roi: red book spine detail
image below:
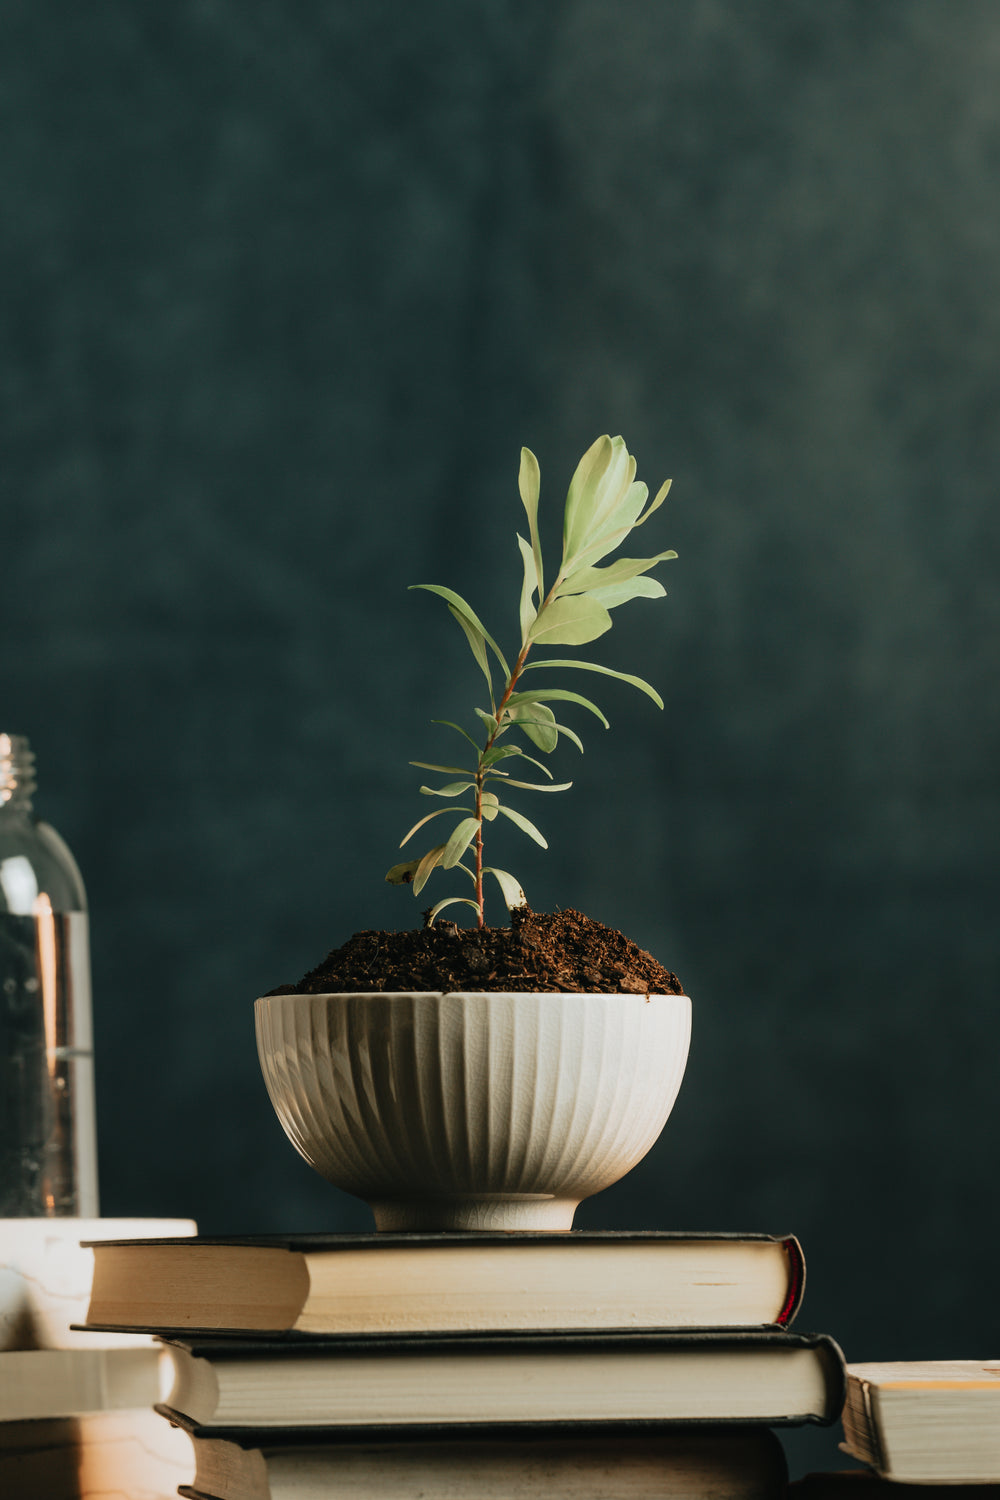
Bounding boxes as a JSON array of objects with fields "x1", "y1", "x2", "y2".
[{"x1": 776, "y1": 1237, "x2": 806, "y2": 1327}]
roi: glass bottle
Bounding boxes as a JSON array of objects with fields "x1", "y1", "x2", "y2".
[{"x1": 0, "y1": 734, "x2": 99, "y2": 1216}]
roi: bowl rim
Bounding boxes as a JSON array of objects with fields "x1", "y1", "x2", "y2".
[{"x1": 255, "y1": 989, "x2": 690, "y2": 1003}]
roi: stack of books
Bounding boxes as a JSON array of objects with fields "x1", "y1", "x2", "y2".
[
  {"x1": 0, "y1": 1216, "x2": 196, "y2": 1499},
  {"x1": 80, "y1": 1228, "x2": 848, "y2": 1498}
]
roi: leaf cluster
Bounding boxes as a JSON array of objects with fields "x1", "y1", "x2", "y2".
[{"x1": 386, "y1": 435, "x2": 676, "y2": 925}]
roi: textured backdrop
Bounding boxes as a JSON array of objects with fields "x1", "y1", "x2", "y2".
[{"x1": 3, "y1": 1, "x2": 999, "y2": 1471}]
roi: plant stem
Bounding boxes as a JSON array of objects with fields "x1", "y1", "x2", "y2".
[
  {"x1": 471, "y1": 578, "x2": 562, "y2": 926},
  {"x1": 473, "y1": 781, "x2": 484, "y2": 922}
]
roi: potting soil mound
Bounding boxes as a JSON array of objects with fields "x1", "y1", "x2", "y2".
[{"x1": 268, "y1": 907, "x2": 683, "y2": 997}]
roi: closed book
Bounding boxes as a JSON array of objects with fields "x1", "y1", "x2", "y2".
[
  {"x1": 82, "y1": 1230, "x2": 804, "y2": 1337},
  {"x1": 156, "y1": 1327, "x2": 846, "y2": 1432},
  {"x1": 176, "y1": 1424, "x2": 788, "y2": 1500},
  {"x1": 841, "y1": 1360, "x2": 1000, "y2": 1484}
]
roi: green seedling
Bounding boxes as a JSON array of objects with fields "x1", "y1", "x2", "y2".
[{"x1": 386, "y1": 434, "x2": 676, "y2": 927}]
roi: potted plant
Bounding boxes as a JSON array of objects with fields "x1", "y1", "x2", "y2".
[{"x1": 256, "y1": 435, "x2": 691, "y2": 1231}]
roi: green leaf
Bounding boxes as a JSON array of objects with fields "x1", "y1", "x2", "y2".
[
  {"x1": 528, "y1": 594, "x2": 612, "y2": 647},
  {"x1": 497, "y1": 804, "x2": 548, "y2": 847},
  {"x1": 522, "y1": 659, "x2": 664, "y2": 709},
  {"x1": 548, "y1": 720, "x2": 586, "y2": 752},
  {"x1": 400, "y1": 805, "x2": 472, "y2": 847},
  {"x1": 634, "y1": 476, "x2": 672, "y2": 528},
  {"x1": 505, "y1": 687, "x2": 610, "y2": 728},
  {"x1": 564, "y1": 476, "x2": 674, "y2": 574},
  {"x1": 562, "y1": 436, "x2": 651, "y2": 572},
  {"x1": 440, "y1": 817, "x2": 480, "y2": 868},
  {"x1": 427, "y1": 896, "x2": 481, "y2": 924},
  {"x1": 561, "y1": 435, "x2": 619, "y2": 564},
  {"x1": 587, "y1": 576, "x2": 666, "y2": 609},
  {"x1": 448, "y1": 605, "x2": 493, "y2": 698},
  {"x1": 484, "y1": 867, "x2": 527, "y2": 910},
  {"x1": 411, "y1": 585, "x2": 510, "y2": 679},
  {"x1": 412, "y1": 843, "x2": 448, "y2": 896},
  {"x1": 385, "y1": 859, "x2": 420, "y2": 886},
  {"x1": 420, "y1": 781, "x2": 476, "y2": 797},
  {"x1": 489, "y1": 777, "x2": 573, "y2": 793},
  {"x1": 481, "y1": 744, "x2": 523, "y2": 769},
  {"x1": 480, "y1": 791, "x2": 500, "y2": 821},
  {"x1": 517, "y1": 534, "x2": 538, "y2": 643},
  {"x1": 504, "y1": 706, "x2": 586, "y2": 755},
  {"x1": 503, "y1": 699, "x2": 558, "y2": 753},
  {"x1": 474, "y1": 707, "x2": 499, "y2": 736},
  {"x1": 432, "y1": 719, "x2": 481, "y2": 751},
  {"x1": 505, "y1": 748, "x2": 554, "y2": 777},
  {"x1": 411, "y1": 761, "x2": 474, "y2": 776},
  {"x1": 518, "y1": 446, "x2": 544, "y2": 601},
  {"x1": 561, "y1": 548, "x2": 678, "y2": 596}
]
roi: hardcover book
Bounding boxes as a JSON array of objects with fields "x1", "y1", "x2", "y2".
[
  {"x1": 841, "y1": 1360, "x2": 1000, "y2": 1484},
  {"x1": 156, "y1": 1327, "x2": 846, "y2": 1432},
  {"x1": 175, "y1": 1424, "x2": 789, "y2": 1500},
  {"x1": 83, "y1": 1230, "x2": 805, "y2": 1336}
]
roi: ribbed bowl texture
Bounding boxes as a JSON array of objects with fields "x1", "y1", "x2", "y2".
[{"x1": 255, "y1": 991, "x2": 691, "y2": 1231}]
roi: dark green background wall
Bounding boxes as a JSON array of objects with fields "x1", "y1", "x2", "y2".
[{"x1": 3, "y1": 1, "x2": 999, "y2": 1470}]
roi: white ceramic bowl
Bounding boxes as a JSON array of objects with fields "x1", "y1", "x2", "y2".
[{"x1": 255, "y1": 991, "x2": 691, "y2": 1231}]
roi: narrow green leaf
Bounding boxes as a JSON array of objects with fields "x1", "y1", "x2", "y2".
[
  {"x1": 497, "y1": 804, "x2": 548, "y2": 847},
  {"x1": 505, "y1": 687, "x2": 610, "y2": 728},
  {"x1": 518, "y1": 446, "x2": 544, "y2": 601},
  {"x1": 420, "y1": 781, "x2": 476, "y2": 798},
  {"x1": 549, "y1": 721, "x2": 586, "y2": 752},
  {"x1": 489, "y1": 777, "x2": 573, "y2": 793},
  {"x1": 503, "y1": 699, "x2": 558, "y2": 753},
  {"x1": 400, "y1": 806, "x2": 472, "y2": 848},
  {"x1": 528, "y1": 594, "x2": 612, "y2": 647},
  {"x1": 475, "y1": 708, "x2": 499, "y2": 736},
  {"x1": 432, "y1": 719, "x2": 481, "y2": 751},
  {"x1": 517, "y1": 534, "x2": 538, "y2": 644},
  {"x1": 385, "y1": 859, "x2": 420, "y2": 886},
  {"x1": 448, "y1": 605, "x2": 493, "y2": 699},
  {"x1": 412, "y1": 843, "x2": 448, "y2": 896},
  {"x1": 634, "y1": 476, "x2": 672, "y2": 527},
  {"x1": 504, "y1": 748, "x2": 554, "y2": 777},
  {"x1": 427, "y1": 896, "x2": 481, "y2": 924},
  {"x1": 411, "y1": 585, "x2": 510, "y2": 679},
  {"x1": 410, "y1": 761, "x2": 474, "y2": 776},
  {"x1": 440, "y1": 817, "x2": 480, "y2": 868},
  {"x1": 484, "y1": 867, "x2": 527, "y2": 910},
  {"x1": 522, "y1": 659, "x2": 664, "y2": 709},
  {"x1": 561, "y1": 548, "x2": 678, "y2": 596}
]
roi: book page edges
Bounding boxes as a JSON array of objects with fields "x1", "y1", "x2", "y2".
[
  {"x1": 300, "y1": 1239, "x2": 796, "y2": 1334},
  {"x1": 87, "y1": 1245, "x2": 310, "y2": 1331}
]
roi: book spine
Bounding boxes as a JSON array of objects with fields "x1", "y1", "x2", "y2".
[{"x1": 776, "y1": 1237, "x2": 807, "y2": 1328}]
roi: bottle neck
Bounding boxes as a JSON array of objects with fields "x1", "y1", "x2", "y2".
[{"x1": 0, "y1": 734, "x2": 37, "y2": 815}]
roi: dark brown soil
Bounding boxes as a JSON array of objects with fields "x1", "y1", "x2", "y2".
[{"x1": 268, "y1": 908, "x2": 684, "y2": 997}]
